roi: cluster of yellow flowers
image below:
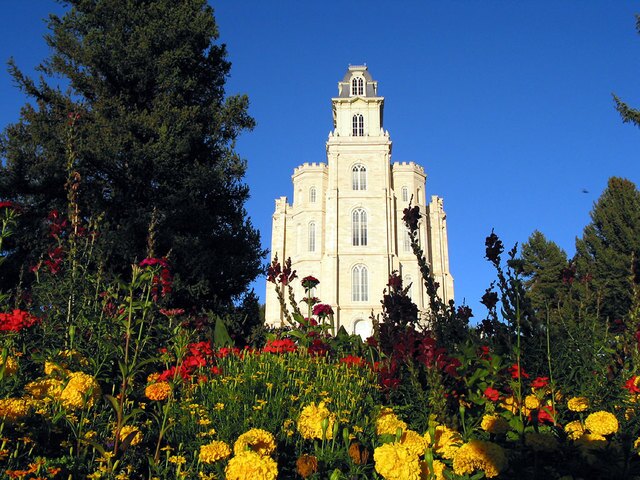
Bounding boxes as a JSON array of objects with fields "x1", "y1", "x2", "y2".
[
  {"x1": 1, "y1": 355, "x2": 18, "y2": 376},
  {"x1": 220, "y1": 428, "x2": 277, "y2": 480},
  {"x1": 145, "y1": 381, "x2": 171, "y2": 401},
  {"x1": 118, "y1": 425, "x2": 143, "y2": 446},
  {"x1": 480, "y1": 414, "x2": 509, "y2": 435},
  {"x1": 233, "y1": 428, "x2": 276, "y2": 456},
  {"x1": 0, "y1": 397, "x2": 31, "y2": 422},
  {"x1": 376, "y1": 408, "x2": 408, "y2": 436},
  {"x1": 451, "y1": 440, "x2": 507, "y2": 478},
  {"x1": 199, "y1": 440, "x2": 231, "y2": 464},
  {"x1": 564, "y1": 396, "x2": 619, "y2": 448},
  {"x1": 297, "y1": 402, "x2": 336, "y2": 440}
]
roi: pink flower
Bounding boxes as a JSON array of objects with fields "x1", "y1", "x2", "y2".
[
  {"x1": 312, "y1": 304, "x2": 333, "y2": 317},
  {"x1": 301, "y1": 275, "x2": 320, "y2": 290}
]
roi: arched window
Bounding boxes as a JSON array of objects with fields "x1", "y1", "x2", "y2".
[
  {"x1": 352, "y1": 114, "x2": 364, "y2": 136},
  {"x1": 352, "y1": 164, "x2": 367, "y2": 191},
  {"x1": 351, "y1": 77, "x2": 364, "y2": 96},
  {"x1": 403, "y1": 229, "x2": 411, "y2": 253},
  {"x1": 353, "y1": 318, "x2": 373, "y2": 339},
  {"x1": 309, "y1": 186, "x2": 317, "y2": 203},
  {"x1": 352, "y1": 265, "x2": 369, "y2": 302},
  {"x1": 402, "y1": 186, "x2": 409, "y2": 203},
  {"x1": 352, "y1": 208, "x2": 367, "y2": 246},
  {"x1": 308, "y1": 222, "x2": 316, "y2": 252}
]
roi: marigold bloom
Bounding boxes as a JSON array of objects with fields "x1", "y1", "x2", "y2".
[
  {"x1": 199, "y1": 440, "x2": 231, "y2": 464},
  {"x1": 567, "y1": 396, "x2": 589, "y2": 412},
  {"x1": 420, "y1": 459, "x2": 447, "y2": 480},
  {"x1": 234, "y1": 428, "x2": 276, "y2": 456},
  {"x1": 499, "y1": 396, "x2": 518, "y2": 414},
  {"x1": 0, "y1": 397, "x2": 31, "y2": 422},
  {"x1": 575, "y1": 432, "x2": 607, "y2": 450},
  {"x1": 565, "y1": 420, "x2": 585, "y2": 440},
  {"x1": 145, "y1": 381, "x2": 171, "y2": 401},
  {"x1": 524, "y1": 432, "x2": 558, "y2": 452},
  {"x1": 298, "y1": 402, "x2": 336, "y2": 440},
  {"x1": 25, "y1": 378, "x2": 64, "y2": 401},
  {"x1": 400, "y1": 429, "x2": 427, "y2": 457},
  {"x1": 376, "y1": 408, "x2": 407, "y2": 436},
  {"x1": 452, "y1": 440, "x2": 507, "y2": 478},
  {"x1": 373, "y1": 443, "x2": 421, "y2": 480},
  {"x1": 118, "y1": 425, "x2": 143, "y2": 446},
  {"x1": 424, "y1": 425, "x2": 462, "y2": 459},
  {"x1": 524, "y1": 394, "x2": 541, "y2": 410},
  {"x1": 296, "y1": 454, "x2": 318, "y2": 478},
  {"x1": 585, "y1": 411, "x2": 619, "y2": 436},
  {"x1": 60, "y1": 372, "x2": 101, "y2": 409},
  {"x1": 1, "y1": 355, "x2": 18, "y2": 376},
  {"x1": 480, "y1": 414, "x2": 509, "y2": 435},
  {"x1": 225, "y1": 451, "x2": 278, "y2": 480}
]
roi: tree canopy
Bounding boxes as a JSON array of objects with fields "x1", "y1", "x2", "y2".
[
  {"x1": 613, "y1": 14, "x2": 640, "y2": 128},
  {"x1": 0, "y1": 0, "x2": 265, "y2": 310}
]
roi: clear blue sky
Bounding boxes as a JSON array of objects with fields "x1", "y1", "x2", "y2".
[{"x1": 1, "y1": 2, "x2": 639, "y2": 320}]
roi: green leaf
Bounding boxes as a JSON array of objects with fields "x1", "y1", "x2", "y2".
[{"x1": 213, "y1": 315, "x2": 233, "y2": 347}]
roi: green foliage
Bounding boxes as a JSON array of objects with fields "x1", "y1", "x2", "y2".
[
  {"x1": 575, "y1": 177, "x2": 640, "y2": 324},
  {"x1": 0, "y1": 0, "x2": 265, "y2": 311},
  {"x1": 613, "y1": 15, "x2": 640, "y2": 128}
]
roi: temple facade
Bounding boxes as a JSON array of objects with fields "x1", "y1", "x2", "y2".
[{"x1": 265, "y1": 65, "x2": 454, "y2": 337}]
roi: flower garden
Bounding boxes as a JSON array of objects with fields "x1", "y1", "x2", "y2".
[{"x1": 2, "y1": 183, "x2": 640, "y2": 480}]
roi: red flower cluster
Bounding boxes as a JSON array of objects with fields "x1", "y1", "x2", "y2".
[
  {"x1": 531, "y1": 376, "x2": 549, "y2": 389},
  {"x1": 339, "y1": 355, "x2": 366, "y2": 367},
  {"x1": 0, "y1": 201, "x2": 18, "y2": 210},
  {"x1": 624, "y1": 376, "x2": 640, "y2": 394},
  {"x1": 307, "y1": 338, "x2": 328, "y2": 356},
  {"x1": 48, "y1": 210, "x2": 69, "y2": 239},
  {"x1": 312, "y1": 304, "x2": 333, "y2": 317},
  {"x1": 484, "y1": 386, "x2": 500, "y2": 402},
  {"x1": 263, "y1": 338, "x2": 297, "y2": 354},
  {"x1": 0, "y1": 310, "x2": 40, "y2": 332},
  {"x1": 301, "y1": 275, "x2": 319, "y2": 290},
  {"x1": 508, "y1": 364, "x2": 530, "y2": 379},
  {"x1": 266, "y1": 257, "x2": 297, "y2": 286},
  {"x1": 158, "y1": 341, "x2": 215, "y2": 381},
  {"x1": 139, "y1": 257, "x2": 172, "y2": 301}
]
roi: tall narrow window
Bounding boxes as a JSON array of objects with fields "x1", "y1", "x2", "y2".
[
  {"x1": 352, "y1": 209, "x2": 367, "y2": 246},
  {"x1": 352, "y1": 265, "x2": 369, "y2": 302},
  {"x1": 351, "y1": 77, "x2": 364, "y2": 96},
  {"x1": 402, "y1": 186, "x2": 408, "y2": 203},
  {"x1": 403, "y1": 229, "x2": 411, "y2": 253},
  {"x1": 309, "y1": 186, "x2": 317, "y2": 203},
  {"x1": 352, "y1": 164, "x2": 367, "y2": 190},
  {"x1": 308, "y1": 222, "x2": 316, "y2": 252},
  {"x1": 352, "y1": 114, "x2": 364, "y2": 136}
]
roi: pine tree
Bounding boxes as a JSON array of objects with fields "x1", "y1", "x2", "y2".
[
  {"x1": 613, "y1": 15, "x2": 640, "y2": 128},
  {"x1": 0, "y1": 0, "x2": 265, "y2": 309},
  {"x1": 575, "y1": 177, "x2": 640, "y2": 323},
  {"x1": 521, "y1": 230, "x2": 569, "y2": 316}
]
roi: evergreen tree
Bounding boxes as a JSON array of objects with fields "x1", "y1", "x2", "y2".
[
  {"x1": 613, "y1": 15, "x2": 640, "y2": 128},
  {"x1": 575, "y1": 177, "x2": 640, "y2": 323},
  {"x1": 521, "y1": 230, "x2": 569, "y2": 316},
  {"x1": 0, "y1": 0, "x2": 265, "y2": 310}
]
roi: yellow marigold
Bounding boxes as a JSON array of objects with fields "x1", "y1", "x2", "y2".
[
  {"x1": 575, "y1": 433, "x2": 607, "y2": 450},
  {"x1": 373, "y1": 443, "x2": 421, "y2": 480},
  {"x1": 634, "y1": 436, "x2": 640, "y2": 451},
  {"x1": 524, "y1": 394, "x2": 540, "y2": 410},
  {"x1": 168, "y1": 455, "x2": 186, "y2": 465},
  {"x1": 0, "y1": 397, "x2": 31, "y2": 422},
  {"x1": 60, "y1": 371, "x2": 101, "y2": 409},
  {"x1": 564, "y1": 420, "x2": 585, "y2": 440},
  {"x1": 524, "y1": 432, "x2": 558, "y2": 452},
  {"x1": 296, "y1": 454, "x2": 318, "y2": 478},
  {"x1": 452, "y1": 440, "x2": 507, "y2": 478},
  {"x1": 420, "y1": 459, "x2": 447, "y2": 480},
  {"x1": 400, "y1": 429, "x2": 427, "y2": 457},
  {"x1": 567, "y1": 396, "x2": 589, "y2": 412},
  {"x1": 499, "y1": 396, "x2": 519, "y2": 414},
  {"x1": 118, "y1": 425, "x2": 143, "y2": 446},
  {"x1": 225, "y1": 450, "x2": 278, "y2": 480},
  {"x1": 199, "y1": 440, "x2": 231, "y2": 464},
  {"x1": 297, "y1": 402, "x2": 336, "y2": 440},
  {"x1": 480, "y1": 414, "x2": 509, "y2": 435},
  {"x1": 424, "y1": 425, "x2": 462, "y2": 459},
  {"x1": 376, "y1": 407, "x2": 408, "y2": 436},
  {"x1": 25, "y1": 378, "x2": 64, "y2": 400},
  {"x1": 145, "y1": 382, "x2": 171, "y2": 401},
  {"x1": 44, "y1": 361, "x2": 71, "y2": 376},
  {"x1": 234, "y1": 428, "x2": 276, "y2": 456},
  {"x1": 1, "y1": 355, "x2": 18, "y2": 376},
  {"x1": 584, "y1": 411, "x2": 619, "y2": 436}
]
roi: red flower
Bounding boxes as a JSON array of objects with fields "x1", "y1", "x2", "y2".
[
  {"x1": 624, "y1": 376, "x2": 640, "y2": 394},
  {"x1": 312, "y1": 304, "x2": 333, "y2": 317},
  {"x1": 484, "y1": 386, "x2": 500, "y2": 402},
  {"x1": 263, "y1": 338, "x2": 297, "y2": 354},
  {"x1": 508, "y1": 364, "x2": 529, "y2": 379},
  {"x1": 531, "y1": 376, "x2": 549, "y2": 389},
  {"x1": 210, "y1": 366, "x2": 222, "y2": 376},
  {"x1": 537, "y1": 405, "x2": 556, "y2": 424},
  {"x1": 479, "y1": 346, "x2": 491, "y2": 360},
  {"x1": 0, "y1": 201, "x2": 18, "y2": 210},
  {"x1": 307, "y1": 338, "x2": 328, "y2": 356},
  {"x1": 301, "y1": 275, "x2": 320, "y2": 290},
  {"x1": 0, "y1": 310, "x2": 40, "y2": 332},
  {"x1": 339, "y1": 355, "x2": 365, "y2": 367}
]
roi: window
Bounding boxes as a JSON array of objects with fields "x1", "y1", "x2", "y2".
[
  {"x1": 309, "y1": 186, "x2": 316, "y2": 203},
  {"x1": 308, "y1": 222, "x2": 316, "y2": 252},
  {"x1": 352, "y1": 265, "x2": 369, "y2": 302},
  {"x1": 352, "y1": 164, "x2": 367, "y2": 190},
  {"x1": 402, "y1": 186, "x2": 408, "y2": 203},
  {"x1": 352, "y1": 114, "x2": 364, "y2": 136},
  {"x1": 403, "y1": 229, "x2": 411, "y2": 253},
  {"x1": 352, "y1": 208, "x2": 367, "y2": 246},
  {"x1": 351, "y1": 77, "x2": 364, "y2": 96},
  {"x1": 404, "y1": 275, "x2": 413, "y2": 300}
]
